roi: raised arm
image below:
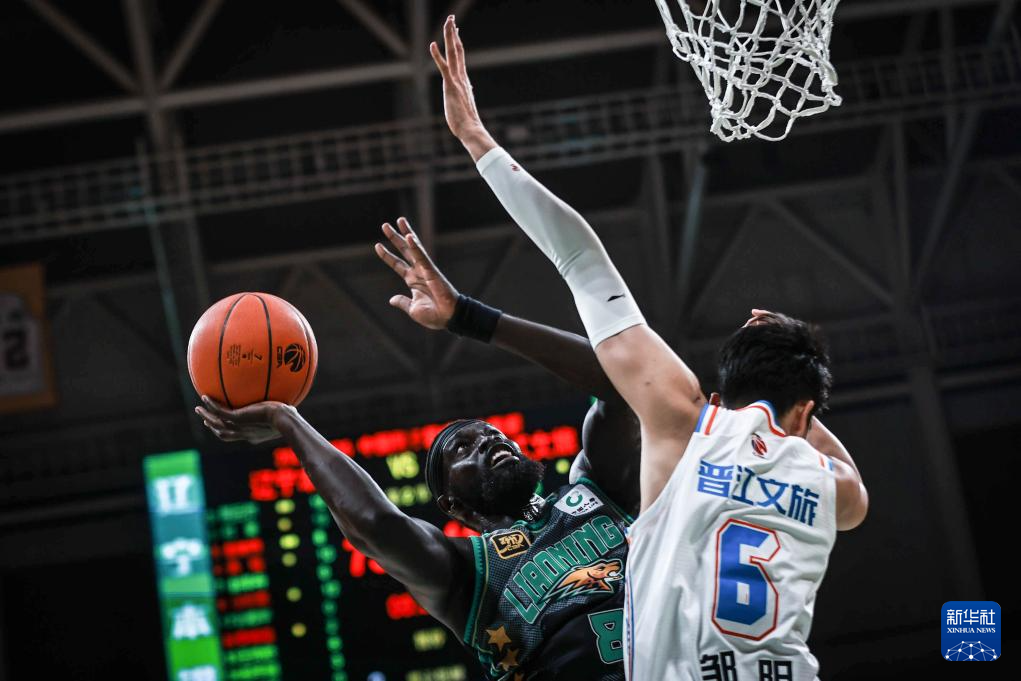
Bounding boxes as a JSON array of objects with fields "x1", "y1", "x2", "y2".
[
  {"x1": 433, "y1": 17, "x2": 703, "y2": 509},
  {"x1": 374, "y1": 218, "x2": 618, "y2": 401},
  {"x1": 195, "y1": 398, "x2": 473, "y2": 633},
  {"x1": 374, "y1": 217, "x2": 640, "y2": 513}
]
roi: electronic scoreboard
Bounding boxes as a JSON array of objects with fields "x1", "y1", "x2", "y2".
[{"x1": 145, "y1": 403, "x2": 588, "y2": 681}]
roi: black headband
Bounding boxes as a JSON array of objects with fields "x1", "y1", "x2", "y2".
[{"x1": 425, "y1": 419, "x2": 479, "y2": 502}]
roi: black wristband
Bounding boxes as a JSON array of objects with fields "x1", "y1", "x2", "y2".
[{"x1": 446, "y1": 294, "x2": 502, "y2": 343}]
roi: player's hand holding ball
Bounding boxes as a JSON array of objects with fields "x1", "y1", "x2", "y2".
[
  {"x1": 187, "y1": 291, "x2": 318, "y2": 444},
  {"x1": 195, "y1": 396, "x2": 292, "y2": 445}
]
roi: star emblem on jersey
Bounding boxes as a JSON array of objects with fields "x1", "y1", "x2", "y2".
[
  {"x1": 486, "y1": 625, "x2": 512, "y2": 652},
  {"x1": 498, "y1": 647, "x2": 520, "y2": 671}
]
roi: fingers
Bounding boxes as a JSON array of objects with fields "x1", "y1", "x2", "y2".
[
  {"x1": 200, "y1": 395, "x2": 235, "y2": 421},
  {"x1": 389, "y1": 294, "x2": 413, "y2": 315},
  {"x1": 196, "y1": 405, "x2": 230, "y2": 429},
  {"x1": 444, "y1": 16, "x2": 463, "y2": 76},
  {"x1": 196, "y1": 404, "x2": 243, "y2": 441},
  {"x1": 381, "y1": 222, "x2": 413, "y2": 262},
  {"x1": 395, "y1": 215, "x2": 415, "y2": 237},
  {"x1": 374, "y1": 242, "x2": 410, "y2": 278},
  {"x1": 453, "y1": 24, "x2": 467, "y2": 78},
  {"x1": 395, "y1": 217, "x2": 434, "y2": 266},
  {"x1": 429, "y1": 40, "x2": 449, "y2": 76}
]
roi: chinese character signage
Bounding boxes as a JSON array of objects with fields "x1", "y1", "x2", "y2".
[
  {"x1": 145, "y1": 450, "x2": 225, "y2": 681},
  {"x1": 942, "y1": 601, "x2": 1000, "y2": 661}
]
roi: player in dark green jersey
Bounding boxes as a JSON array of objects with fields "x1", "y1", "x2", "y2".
[
  {"x1": 197, "y1": 256, "x2": 639, "y2": 681},
  {"x1": 375, "y1": 213, "x2": 638, "y2": 680},
  {"x1": 197, "y1": 16, "x2": 641, "y2": 680},
  {"x1": 199, "y1": 197, "x2": 639, "y2": 681}
]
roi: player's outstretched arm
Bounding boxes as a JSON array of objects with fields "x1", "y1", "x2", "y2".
[
  {"x1": 195, "y1": 398, "x2": 473, "y2": 633},
  {"x1": 374, "y1": 216, "x2": 640, "y2": 514},
  {"x1": 433, "y1": 17, "x2": 704, "y2": 509},
  {"x1": 374, "y1": 217, "x2": 619, "y2": 401}
]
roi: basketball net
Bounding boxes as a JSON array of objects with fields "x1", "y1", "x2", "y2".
[{"x1": 654, "y1": 0, "x2": 842, "y2": 142}]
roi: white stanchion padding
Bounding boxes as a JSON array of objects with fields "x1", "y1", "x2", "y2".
[{"x1": 654, "y1": 0, "x2": 843, "y2": 142}]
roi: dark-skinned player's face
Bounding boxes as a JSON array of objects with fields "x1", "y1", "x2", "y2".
[{"x1": 442, "y1": 421, "x2": 544, "y2": 518}]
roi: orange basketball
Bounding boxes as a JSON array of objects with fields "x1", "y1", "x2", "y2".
[{"x1": 187, "y1": 292, "x2": 318, "y2": 408}]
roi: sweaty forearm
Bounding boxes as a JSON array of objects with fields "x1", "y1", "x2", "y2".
[
  {"x1": 492, "y1": 314, "x2": 620, "y2": 403},
  {"x1": 275, "y1": 408, "x2": 403, "y2": 551}
]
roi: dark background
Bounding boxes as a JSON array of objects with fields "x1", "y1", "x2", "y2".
[{"x1": 1, "y1": 0, "x2": 1020, "y2": 679}]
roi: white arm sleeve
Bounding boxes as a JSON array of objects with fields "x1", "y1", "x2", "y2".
[{"x1": 476, "y1": 146, "x2": 646, "y2": 346}]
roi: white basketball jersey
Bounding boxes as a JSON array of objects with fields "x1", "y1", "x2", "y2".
[{"x1": 624, "y1": 401, "x2": 837, "y2": 681}]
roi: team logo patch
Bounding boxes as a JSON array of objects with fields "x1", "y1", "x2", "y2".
[
  {"x1": 543, "y1": 558, "x2": 623, "y2": 603},
  {"x1": 554, "y1": 484, "x2": 604, "y2": 517},
  {"x1": 491, "y1": 530, "x2": 531, "y2": 559},
  {"x1": 942, "y1": 601, "x2": 1000, "y2": 661},
  {"x1": 751, "y1": 433, "x2": 768, "y2": 458}
]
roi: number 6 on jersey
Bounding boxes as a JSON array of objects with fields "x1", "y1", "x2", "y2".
[{"x1": 712, "y1": 519, "x2": 781, "y2": 640}]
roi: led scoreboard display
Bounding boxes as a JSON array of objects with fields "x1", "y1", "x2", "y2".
[{"x1": 145, "y1": 403, "x2": 588, "y2": 681}]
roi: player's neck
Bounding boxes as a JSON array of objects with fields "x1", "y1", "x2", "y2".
[{"x1": 478, "y1": 494, "x2": 547, "y2": 532}]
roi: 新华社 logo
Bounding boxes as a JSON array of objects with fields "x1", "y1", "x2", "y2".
[{"x1": 942, "y1": 601, "x2": 1000, "y2": 661}]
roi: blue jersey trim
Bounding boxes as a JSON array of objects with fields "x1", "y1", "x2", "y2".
[
  {"x1": 750, "y1": 399, "x2": 780, "y2": 424},
  {"x1": 694, "y1": 402, "x2": 710, "y2": 434}
]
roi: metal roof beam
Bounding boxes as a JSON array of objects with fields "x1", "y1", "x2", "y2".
[
  {"x1": 1, "y1": 0, "x2": 1004, "y2": 135},
  {"x1": 765, "y1": 199, "x2": 896, "y2": 308},
  {"x1": 22, "y1": 0, "x2": 138, "y2": 93},
  {"x1": 337, "y1": 0, "x2": 409, "y2": 58},
  {"x1": 159, "y1": 0, "x2": 226, "y2": 90},
  {"x1": 910, "y1": 0, "x2": 1017, "y2": 300}
]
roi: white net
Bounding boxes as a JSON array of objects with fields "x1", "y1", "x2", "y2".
[{"x1": 654, "y1": 0, "x2": 843, "y2": 142}]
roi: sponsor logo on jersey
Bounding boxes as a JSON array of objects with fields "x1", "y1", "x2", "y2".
[
  {"x1": 491, "y1": 529, "x2": 531, "y2": 559},
  {"x1": 554, "y1": 484, "x2": 604, "y2": 517},
  {"x1": 942, "y1": 601, "x2": 1000, "y2": 661},
  {"x1": 502, "y1": 514, "x2": 625, "y2": 625},
  {"x1": 751, "y1": 434, "x2": 768, "y2": 457}
]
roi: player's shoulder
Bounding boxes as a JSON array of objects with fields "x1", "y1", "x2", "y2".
[
  {"x1": 693, "y1": 401, "x2": 833, "y2": 467},
  {"x1": 693, "y1": 400, "x2": 785, "y2": 438}
]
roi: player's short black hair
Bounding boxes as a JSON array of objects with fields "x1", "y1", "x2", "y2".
[{"x1": 717, "y1": 313, "x2": 832, "y2": 418}]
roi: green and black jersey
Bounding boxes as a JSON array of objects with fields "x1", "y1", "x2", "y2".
[{"x1": 463, "y1": 477, "x2": 633, "y2": 681}]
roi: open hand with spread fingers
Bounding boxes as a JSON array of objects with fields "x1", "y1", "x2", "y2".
[
  {"x1": 430, "y1": 15, "x2": 496, "y2": 160},
  {"x1": 374, "y1": 217, "x2": 460, "y2": 331}
]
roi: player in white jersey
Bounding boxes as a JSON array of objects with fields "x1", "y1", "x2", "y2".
[
  {"x1": 431, "y1": 19, "x2": 868, "y2": 679},
  {"x1": 622, "y1": 310, "x2": 862, "y2": 680}
]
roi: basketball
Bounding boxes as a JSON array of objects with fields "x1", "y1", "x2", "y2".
[{"x1": 187, "y1": 292, "x2": 318, "y2": 408}]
